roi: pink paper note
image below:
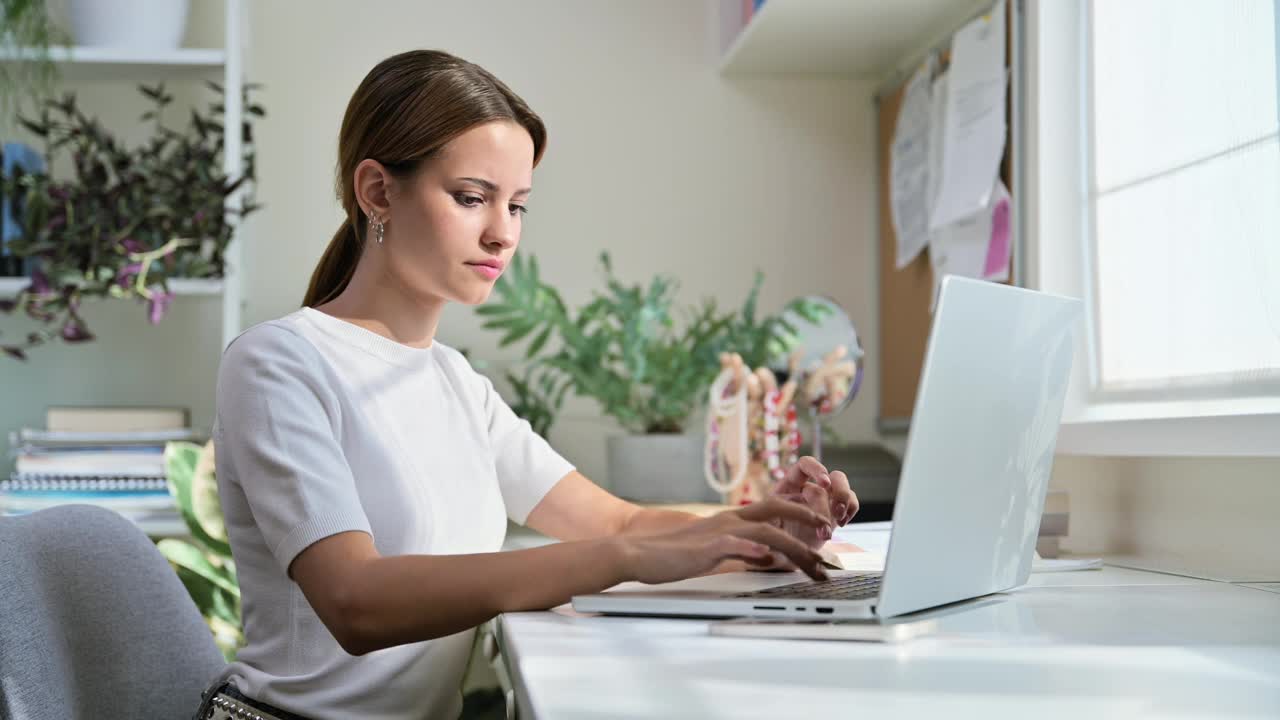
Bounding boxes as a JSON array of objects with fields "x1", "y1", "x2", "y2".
[{"x1": 983, "y1": 194, "x2": 1011, "y2": 280}]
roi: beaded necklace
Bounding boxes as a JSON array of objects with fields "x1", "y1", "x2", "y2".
[{"x1": 703, "y1": 366, "x2": 748, "y2": 494}]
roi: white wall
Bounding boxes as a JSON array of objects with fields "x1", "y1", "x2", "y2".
[
  {"x1": 2, "y1": 2, "x2": 879, "y2": 481},
  {"x1": 242, "y1": 0, "x2": 880, "y2": 487},
  {"x1": 1049, "y1": 455, "x2": 1280, "y2": 581}
]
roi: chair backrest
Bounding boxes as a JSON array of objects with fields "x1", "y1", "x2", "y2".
[{"x1": 0, "y1": 504, "x2": 226, "y2": 720}]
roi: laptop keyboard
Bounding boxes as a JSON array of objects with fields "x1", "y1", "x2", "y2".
[{"x1": 730, "y1": 573, "x2": 883, "y2": 601}]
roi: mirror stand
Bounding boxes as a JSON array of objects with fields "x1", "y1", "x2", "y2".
[{"x1": 808, "y1": 404, "x2": 824, "y2": 465}]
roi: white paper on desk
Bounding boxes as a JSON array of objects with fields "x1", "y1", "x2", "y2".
[
  {"x1": 822, "y1": 548, "x2": 888, "y2": 572},
  {"x1": 930, "y1": 0, "x2": 1007, "y2": 230},
  {"x1": 832, "y1": 522, "x2": 891, "y2": 553},
  {"x1": 1031, "y1": 556, "x2": 1104, "y2": 573},
  {"x1": 930, "y1": 179, "x2": 1011, "y2": 312},
  {"x1": 890, "y1": 56, "x2": 935, "y2": 269},
  {"x1": 823, "y1": 522, "x2": 892, "y2": 570}
]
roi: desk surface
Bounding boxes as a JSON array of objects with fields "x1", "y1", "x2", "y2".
[{"x1": 498, "y1": 565, "x2": 1280, "y2": 719}]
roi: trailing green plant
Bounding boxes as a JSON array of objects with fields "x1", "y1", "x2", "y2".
[
  {"x1": 0, "y1": 81, "x2": 263, "y2": 359},
  {"x1": 0, "y1": 0, "x2": 68, "y2": 117},
  {"x1": 477, "y1": 252, "x2": 827, "y2": 436},
  {"x1": 161, "y1": 440, "x2": 242, "y2": 661}
]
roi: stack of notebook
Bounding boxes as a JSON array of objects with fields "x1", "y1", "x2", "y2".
[{"x1": 3, "y1": 406, "x2": 205, "y2": 537}]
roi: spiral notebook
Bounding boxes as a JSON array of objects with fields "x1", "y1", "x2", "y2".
[{"x1": 3, "y1": 474, "x2": 169, "y2": 492}]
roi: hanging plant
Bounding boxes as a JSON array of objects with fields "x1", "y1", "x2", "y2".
[
  {"x1": 0, "y1": 0, "x2": 69, "y2": 117},
  {"x1": 0, "y1": 81, "x2": 264, "y2": 359}
]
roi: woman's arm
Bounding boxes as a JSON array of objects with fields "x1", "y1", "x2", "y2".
[
  {"x1": 523, "y1": 471, "x2": 698, "y2": 541},
  {"x1": 290, "y1": 499, "x2": 829, "y2": 656},
  {"x1": 526, "y1": 457, "x2": 858, "y2": 544},
  {"x1": 290, "y1": 530, "x2": 627, "y2": 655}
]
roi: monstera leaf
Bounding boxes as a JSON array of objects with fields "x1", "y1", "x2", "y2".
[
  {"x1": 162, "y1": 439, "x2": 242, "y2": 660},
  {"x1": 156, "y1": 537, "x2": 239, "y2": 598},
  {"x1": 164, "y1": 440, "x2": 231, "y2": 557}
]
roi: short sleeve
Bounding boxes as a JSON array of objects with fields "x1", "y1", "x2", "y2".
[
  {"x1": 477, "y1": 373, "x2": 575, "y2": 524},
  {"x1": 214, "y1": 324, "x2": 373, "y2": 574}
]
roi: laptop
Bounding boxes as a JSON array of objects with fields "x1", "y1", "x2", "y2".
[{"x1": 572, "y1": 276, "x2": 1082, "y2": 620}]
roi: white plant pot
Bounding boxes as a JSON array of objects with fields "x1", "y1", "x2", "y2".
[
  {"x1": 606, "y1": 433, "x2": 718, "y2": 504},
  {"x1": 68, "y1": 0, "x2": 190, "y2": 50}
]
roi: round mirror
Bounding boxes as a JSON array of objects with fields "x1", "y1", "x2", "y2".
[{"x1": 769, "y1": 296, "x2": 864, "y2": 460}]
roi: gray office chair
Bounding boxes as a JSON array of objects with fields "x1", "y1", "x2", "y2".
[{"x1": 0, "y1": 504, "x2": 226, "y2": 719}]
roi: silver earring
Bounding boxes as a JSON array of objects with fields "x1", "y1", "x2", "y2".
[{"x1": 373, "y1": 217, "x2": 385, "y2": 244}]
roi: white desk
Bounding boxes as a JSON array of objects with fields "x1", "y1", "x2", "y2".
[{"x1": 497, "y1": 565, "x2": 1280, "y2": 719}]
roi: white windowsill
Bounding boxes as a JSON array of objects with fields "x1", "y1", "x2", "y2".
[{"x1": 1057, "y1": 398, "x2": 1280, "y2": 456}]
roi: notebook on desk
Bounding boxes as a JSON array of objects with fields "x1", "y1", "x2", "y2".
[{"x1": 573, "y1": 276, "x2": 1082, "y2": 621}]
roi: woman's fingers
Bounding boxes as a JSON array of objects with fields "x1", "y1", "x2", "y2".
[
  {"x1": 773, "y1": 455, "x2": 830, "y2": 496},
  {"x1": 829, "y1": 470, "x2": 859, "y2": 525},
  {"x1": 734, "y1": 496, "x2": 829, "y2": 530},
  {"x1": 732, "y1": 522, "x2": 828, "y2": 580},
  {"x1": 800, "y1": 483, "x2": 834, "y2": 540},
  {"x1": 712, "y1": 535, "x2": 772, "y2": 563},
  {"x1": 801, "y1": 483, "x2": 832, "y2": 519},
  {"x1": 710, "y1": 535, "x2": 777, "y2": 567}
]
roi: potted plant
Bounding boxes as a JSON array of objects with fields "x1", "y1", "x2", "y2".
[
  {"x1": 478, "y1": 252, "x2": 825, "y2": 502},
  {"x1": 0, "y1": 81, "x2": 263, "y2": 359},
  {"x1": 161, "y1": 439, "x2": 242, "y2": 660}
]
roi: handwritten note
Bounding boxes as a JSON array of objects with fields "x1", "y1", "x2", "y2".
[
  {"x1": 891, "y1": 57, "x2": 935, "y2": 269},
  {"x1": 930, "y1": 0, "x2": 1007, "y2": 230}
]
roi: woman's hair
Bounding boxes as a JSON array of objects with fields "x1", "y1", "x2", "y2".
[{"x1": 303, "y1": 50, "x2": 547, "y2": 307}]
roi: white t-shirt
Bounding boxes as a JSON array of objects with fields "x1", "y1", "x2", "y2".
[{"x1": 211, "y1": 307, "x2": 574, "y2": 720}]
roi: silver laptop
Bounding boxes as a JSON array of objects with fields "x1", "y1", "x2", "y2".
[{"x1": 573, "y1": 276, "x2": 1082, "y2": 620}]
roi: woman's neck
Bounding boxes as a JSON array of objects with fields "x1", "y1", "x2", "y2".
[{"x1": 315, "y1": 260, "x2": 444, "y2": 350}]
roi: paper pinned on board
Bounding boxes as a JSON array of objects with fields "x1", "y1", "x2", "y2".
[
  {"x1": 983, "y1": 188, "x2": 1012, "y2": 281},
  {"x1": 890, "y1": 56, "x2": 935, "y2": 269},
  {"x1": 929, "y1": 180, "x2": 1011, "y2": 312},
  {"x1": 929, "y1": 0, "x2": 1008, "y2": 230},
  {"x1": 926, "y1": 69, "x2": 949, "y2": 226}
]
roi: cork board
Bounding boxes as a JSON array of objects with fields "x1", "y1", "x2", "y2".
[{"x1": 877, "y1": 4, "x2": 1014, "y2": 426}]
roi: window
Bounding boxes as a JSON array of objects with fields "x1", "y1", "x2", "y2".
[{"x1": 1086, "y1": 0, "x2": 1280, "y2": 397}]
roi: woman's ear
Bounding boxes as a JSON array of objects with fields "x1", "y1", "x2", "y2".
[{"x1": 353, "y1": 159, "x2": 393, "y2": 220}]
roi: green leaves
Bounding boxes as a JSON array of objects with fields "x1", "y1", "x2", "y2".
[
  {"x1": 477, "y1": 253, "x2": 567, "y2": 352},
  {"x1": 482, "y1": 252, "x2": 818, "y2": 436},
  {"x1": 158, "y1": 537, "x2": 242, "y2": 660},
  {"x1": 163, "y1": 441, "x2": 231, "y2": 558},
  {"x1": 505, "y1": 365, "x2": 570, "y2": 439},
  {"x1": 0, "y1": 0, "x2": 69, "y2": 117},
  {"x1": 161, "y1": 439, "x2": 242, "y2": 660}
]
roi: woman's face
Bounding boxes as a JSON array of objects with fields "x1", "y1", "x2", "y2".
[{"x1": 384, "y1": 120, "x2": 535, "y2": 306}]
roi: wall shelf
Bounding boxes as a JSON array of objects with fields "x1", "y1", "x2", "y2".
[
  {"x1": 718, "y1": 0, "x2": 991, "y2": 77},
  {"x1": 0, "y1": 277, "x2": 223, "y2": 299},
  {"x1": 0, "y1": 46, "x2": 226, "y2": 81},
  {"x1": 0, "y1": 46, "x2": 225, "y2": 66}
]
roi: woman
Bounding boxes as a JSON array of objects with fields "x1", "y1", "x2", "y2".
[{"x1": 197, "y1": 49, "x2": 858, "y2": 720}]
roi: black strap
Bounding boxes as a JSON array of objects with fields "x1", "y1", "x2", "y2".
[{"x1": 194, "y1": 683, "x2": 315, "y2": 720}]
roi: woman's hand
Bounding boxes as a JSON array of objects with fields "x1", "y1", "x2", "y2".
[
  {"x1": 615, "y1": 498, "x2": 832, "y2": 585},
  {"x1": 771, "y1": 456, "x2": 859, "y2": 551}
]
